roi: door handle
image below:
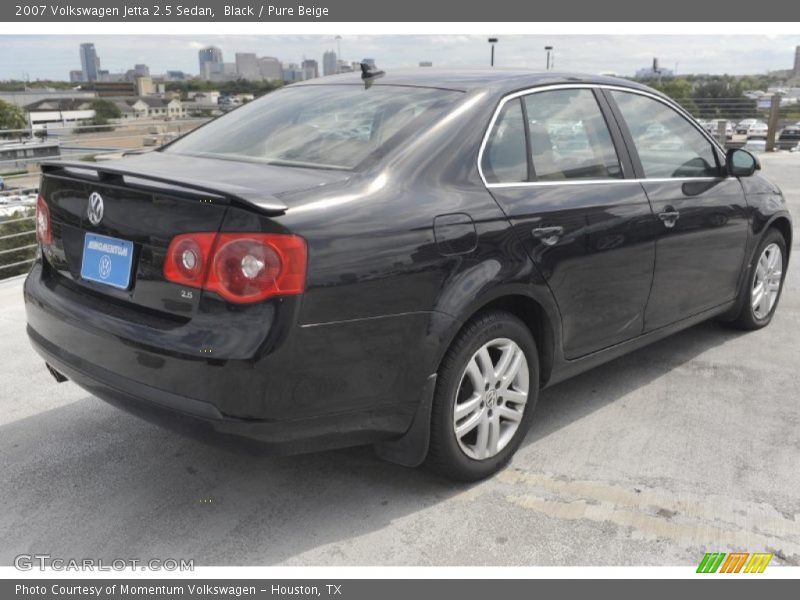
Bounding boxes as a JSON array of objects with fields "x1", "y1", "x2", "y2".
[
  {"x1": 532, "y1": 226, "x2": 564, "y2": 246},
  {"x1": 658, "y1": 210, "x2": 680, "y2": 228}
]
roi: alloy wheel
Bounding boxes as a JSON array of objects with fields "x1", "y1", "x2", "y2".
[
  {"x1": 752, "y1": 243, "x2": 783, "y2": 320},
  {"x1": 452, "y1": 338, "x2": 529, "y2": 460}
]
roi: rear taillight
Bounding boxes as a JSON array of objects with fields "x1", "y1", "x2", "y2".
[
  {"x1": 163, "y1": 232, "x2": 307, "y2": 304},
  {"x1": 164, "y1": 233, "x2": 215, "y2": 288},
  {"x1": 35, "y1": 195, "x2": 52, "y2": 247}
]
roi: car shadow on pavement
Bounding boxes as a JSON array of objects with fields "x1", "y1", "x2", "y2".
[
  {"x1": 0, "y1": 320, "x2": 745, "y2": 566},
  {"x1": 522, "y1": 319, "x2": 747, "y2": 448}
]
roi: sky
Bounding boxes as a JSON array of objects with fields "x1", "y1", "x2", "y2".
[{"x1": 2, "y1": 34, "x2": 799, "y2": 80}]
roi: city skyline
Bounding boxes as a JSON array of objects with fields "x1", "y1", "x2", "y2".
[{"x1": 3, "y1": 34, "x2": 800, "y2": 81}]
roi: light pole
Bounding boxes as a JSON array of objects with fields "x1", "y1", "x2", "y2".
[
  {"x1": 488, "y1": 38, "x2": 498, "y2": 67},
  {"x1": 545, "y1": 46, "x2": 554, "y2": 71}
]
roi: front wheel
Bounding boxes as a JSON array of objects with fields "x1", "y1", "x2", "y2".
[
  {"x1": 426, "y1": 310, "x2": 539, "y2": 482},
  {"x1": 729, "y1": 229, "x2": 787, "y2": 330}
]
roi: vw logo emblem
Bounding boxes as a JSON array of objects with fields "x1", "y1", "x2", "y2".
[
  {"x1": 98, "y1": 255, "x2": 112, "y2": 279},
  {"x1": 87, "y1": 192, "x2": 104, "y2": 226}
]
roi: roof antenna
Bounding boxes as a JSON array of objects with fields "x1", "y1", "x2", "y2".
[{"x1": 360, "y1": 62, "x2": 385, "y2": 88}]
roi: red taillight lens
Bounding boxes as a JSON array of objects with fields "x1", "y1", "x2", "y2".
[
  {"x1": 163, "y1": 232, "x2": 307, "y2": 304},
  {"x1": 36, "y1": 195, "x2": 52, "y2": 247},
  {"x1": 163, "y1": 233, "x2": 216, "y2": 287}
]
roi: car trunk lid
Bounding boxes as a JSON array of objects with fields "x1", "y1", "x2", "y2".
[{"x1": 38, "y1": 154, "x2": 350, "y2": 318}]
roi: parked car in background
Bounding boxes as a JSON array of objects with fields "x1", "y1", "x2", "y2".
[
  {"x1": 698, "y1": 120, "x2": 715, "y2": 134},
  {"x1": 705, "y1": 119, "x2": 734, "y2": 140},
  {"x1": 736, "y1": 119, "x2": 762, "y2": 135},
  {"x1": 777, "y1": 125, "x2": 800, "y2": 150},
  {"x1": 746, "y1": 122, "x2": 769, "y2": 139},
  {"x1": 25, "y1": 69, "x2": 793, "y2": 481}
]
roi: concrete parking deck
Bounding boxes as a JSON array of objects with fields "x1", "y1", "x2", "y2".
[{"x1": 1, "y1": 154, "x2": 799, "y2": 566}]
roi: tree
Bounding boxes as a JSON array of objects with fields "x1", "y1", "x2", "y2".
[
  {"x1": 649, "y1": 78, "x2": 698, "y2": 116},
  {"x1": 0, "y1": 99, "x2": 27, "y2": 137},
  {"x1": 90, "y1": 98, "x2": 122, "y2": 122},
  {"x1": 165, "y1": 78, "x2": 284, "y2": 99},
  {"x1": 83, "y1": 99, "x2": 122, "y2": 133}
]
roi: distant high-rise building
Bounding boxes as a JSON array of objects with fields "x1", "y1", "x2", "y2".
[
  {"x1": 323, "y1": 50, "x2": 337, "y2": 76},
  {"x1": 302, "y1": 59, "x2": 319, "y2": 79},
  {"x1": 69, "y1": 70, "x2": 84, "y2": 83},
  {"x1": 259, "y1": 57, "x2": 283, "y2": 80},
  {"x1": 198, "y1": 46, "x2": 223, "y2": 80},
  {"x1": 361, "y1": 58, "x2": 376, "y2": 68},
  {"x1": 236, "y1": 53, "x2": 262, "y2": 80},
  {"x1": 79, "y1": 43, "x2": 100, "y2": 82},
  {"x1": 794, "y1": 46, "x2": 800, "y2": 76},
  {"x1": 282, "y1": 63, "x2": 306, "y2": 83},
  {"x1": 337, "y1": 60, "x2": 353, "y2": 73},
  {"x1": 419, "y1": 61, "x2": 433, "y2": 67},
  {"x1": 133, "y1": 64, "x2": 150, "y2": 78},
  {"x1": 134, "y1": 76, "x2": 155, "y2": 96},
  {"x1": 166, "y1": 70, "x2": 187, "y2": 81}
]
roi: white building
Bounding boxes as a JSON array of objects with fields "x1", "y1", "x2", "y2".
[
  {"x1": 24, "y1": 98, "x2": 96, "y2": 131},
  {"x1": 111, "y1": 97, "x2": 186, "y2": 120}
]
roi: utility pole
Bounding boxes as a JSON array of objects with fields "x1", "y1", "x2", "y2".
[
  {"x1": 545, "y1": 46, "x2": 553, "y2": 71},
  {"x1": 765, "y1": 93, "x2": 781, "y2": 152},
  {"x1": 488, "y1": 38, "x2": 498, "y2": 67}
]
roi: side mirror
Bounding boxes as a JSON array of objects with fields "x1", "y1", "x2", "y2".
[{"x1": 727, "y1": 148, "x2": 760, "y2": 177}]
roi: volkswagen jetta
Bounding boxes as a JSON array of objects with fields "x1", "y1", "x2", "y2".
[{"x1": 25, "y1": 68, "x2": 792, "y2": 481}]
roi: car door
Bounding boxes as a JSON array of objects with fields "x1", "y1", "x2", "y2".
[
  {"x1": 605, "y1": 89, "x2": 750, "y2": 331},
  {"x1": 481, "y1": 87, "x2": 658, "y2": 359}
]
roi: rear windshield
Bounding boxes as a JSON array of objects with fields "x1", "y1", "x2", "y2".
[{"x1": 164, "y1": 84, "x2": 461, "y2": 170}]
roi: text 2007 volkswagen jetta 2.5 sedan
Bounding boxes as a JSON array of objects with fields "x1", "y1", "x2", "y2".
[{"x1": 25, "y1": 68, "x2": 792, "y2": 481}]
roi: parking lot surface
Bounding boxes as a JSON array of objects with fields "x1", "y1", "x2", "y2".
[{"x1": 1, "y1": 153, "x2": 799, "y2": 566}]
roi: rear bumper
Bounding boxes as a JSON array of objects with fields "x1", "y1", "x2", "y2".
[
  {"x1": 28, "y1": 327, "x2": 411, "y2": 454},
  {"x1": 24, "y1": 261, "x2": 446, "y2": 453}
]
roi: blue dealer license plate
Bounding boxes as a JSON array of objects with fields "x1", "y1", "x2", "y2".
[{"x1": 80, "y1": 233, "x2": 134, "y2": 290}]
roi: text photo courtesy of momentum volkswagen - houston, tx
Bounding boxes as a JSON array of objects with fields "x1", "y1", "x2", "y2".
[{"x1": 0, "y1": 1, "x2": 800, "y2": 594}]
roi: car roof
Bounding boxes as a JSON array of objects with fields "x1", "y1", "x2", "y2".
[{"x1": 293, "y1": 68, "x2": 655, "y2": 95}]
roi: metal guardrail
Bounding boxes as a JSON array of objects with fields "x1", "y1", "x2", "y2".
[{"x1": 0, "y1": 213, "x2": 36, "y2": 273}]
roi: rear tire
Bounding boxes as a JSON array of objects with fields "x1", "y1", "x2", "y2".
[
  {"x1": 729, "y1": 228, "x2": 787, "y2": 330},
  {"x1": 426, "y1": 310, "x2": 539, "y2": 482}
]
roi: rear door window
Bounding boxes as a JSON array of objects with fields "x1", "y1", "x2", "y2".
[{"x1": 522, "y1": 89, "x2": 623, "y2": 182}]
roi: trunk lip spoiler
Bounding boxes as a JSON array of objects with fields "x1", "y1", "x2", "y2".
[{"x1": 39, "y1": 160, "x2": 289, "y2": 215}]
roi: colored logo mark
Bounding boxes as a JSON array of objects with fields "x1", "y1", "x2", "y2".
[{"x1": 697, "y1": 552, "x2": 773, "y2": 573}]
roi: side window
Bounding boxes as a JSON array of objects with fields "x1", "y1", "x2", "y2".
[
  {"x1": 481, "y1": 99, "x2": 527, "y2": 184},
  {"x1": 610, "y1": 91, "x2": 720, "y2": 179},
  {"x1": 523, "y1": 89, "x2": 622, "y2": 181}
]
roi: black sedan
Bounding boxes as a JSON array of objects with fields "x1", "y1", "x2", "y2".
[
  {"x1": 778, "y1": 125, "x2": 800, "y2": 150},
  {"x1": 25, "y1": 68, "x2": 792, "y2": 481}
]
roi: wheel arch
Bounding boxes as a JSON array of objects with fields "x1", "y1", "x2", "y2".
[
  {"x1": 435, "y1": 289, "x2": 560, "y2": 389},
  {"x1": 766, "y1": 215, "x2": 793, "y2": 259}
]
